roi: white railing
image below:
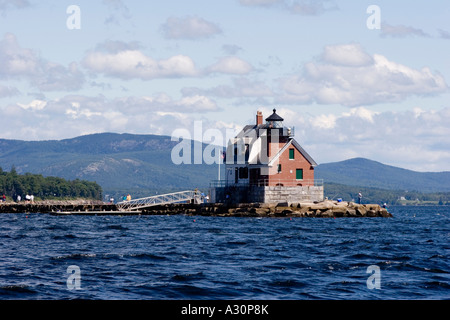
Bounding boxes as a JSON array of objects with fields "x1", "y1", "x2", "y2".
[
  {"x1": 116, "y1": 190, "x2": 201, "y2": 211},
  {"x1": 210, "y1": 179, "x2": 323, "y2": 187}
]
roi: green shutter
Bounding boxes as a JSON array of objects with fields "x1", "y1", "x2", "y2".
[
  {"x1": 289, "y1": 148, "x2": 295, "y2": 159},
  {"x1": 296, "y1": 169, "x2": 303, "y2": 180}
]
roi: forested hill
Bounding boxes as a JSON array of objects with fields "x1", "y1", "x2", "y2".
[
  {"x1": 315, "y1": 157, "x2": 450, "y2": 193},
  {"x1": 0, "y1": 167, "x2": 102, "y2": 200}
]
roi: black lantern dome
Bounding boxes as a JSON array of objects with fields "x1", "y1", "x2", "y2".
[{"x1": 265, "y1": 108, "x2": 283, "y2": 128}]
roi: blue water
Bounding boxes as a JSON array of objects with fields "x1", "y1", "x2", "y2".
[{"x1": 0, "y1": 206, "x2": 448, "y2": 300}]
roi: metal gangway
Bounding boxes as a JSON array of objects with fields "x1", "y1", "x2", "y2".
[{"x1": 116, "y1": 190, "x2": 202, "y2": 211}]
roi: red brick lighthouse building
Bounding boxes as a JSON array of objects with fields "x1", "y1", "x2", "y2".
[{"x1": 211, "y1": 109, "x2": 323, "y2": 204}]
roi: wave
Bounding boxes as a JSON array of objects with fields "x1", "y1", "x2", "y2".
[
  {"x1": 0, "y1": 284, "x2": 36, "y2": 295},
  {"x1": 51, "y1": 253, "x2": 97, "y2": 260}
]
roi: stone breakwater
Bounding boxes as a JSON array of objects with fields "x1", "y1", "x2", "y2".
[
  {"x1": 162, "y1": 200, "x2": 392, "y2": 218},
  {"x1": 0, "y1": 200, "x2": 115, "y2": 214},
  {"x1": 0, "y1": 200, "x2": 392, "y2": 217}
]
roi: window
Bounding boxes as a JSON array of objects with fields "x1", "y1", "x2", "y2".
[
  {"x1": 239, "y1": 167, "x2": 249, "y2": 179},
  {"x1": 277, "y1": 164, "x2": 282, "y2": 173},
  {"x1": 289, "y1": 148, "x2": 295, "y2": 160},
  {"x1": 296, "y1": 169, "x2": 303, "y2": 180}
]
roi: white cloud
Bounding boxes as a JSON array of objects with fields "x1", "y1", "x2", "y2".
[
  {"x1": 0, "y1": 92, "x2": 220, "y2": 140},
  {"x1": 284, "y1": 107, "x2": 450, "y2": 171},
  {"x1": 322, "y1": 43, "x2": 373, "y2": 67},
  {"x1": 207, "y1": 56, "x2": 253, "y2": 74},
  {"x1": 94, "y1": 40, "x2": 142, "y2": 53},
  {"x1": 18, "y1": 99, "x2": 47, "y2": 111},
  {"x1": 82, "y1": 41, "x2": 255, "y2": 79},
  {"x1": 175, "y1": 95, "x2": 218, "y2": 112},
  {"x1": 0, "y1": 33, "x2": 85, "y2": 91},
  {"x1": 2, "y1": 94, "x2": 450, "y2": 171},
  {"x1": 342, "y1": 107, "x2": 378, "y2": 123},
  {"x1": 312, "y1": 114, "x2": 336, "y2": 129},
  {"x1": 278, "y1": 43, "x2": 448, "y2": 106},
  {"x1": 161, "y1": 16, "x2": 222, "y2": 40},
  {"x1": 82, "y1": 49, "x2": 198, "y2": 80}
]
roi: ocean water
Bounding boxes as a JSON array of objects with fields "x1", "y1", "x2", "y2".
[{"x1": 0, "y1": 206, "x2": 448, "y2": 300}]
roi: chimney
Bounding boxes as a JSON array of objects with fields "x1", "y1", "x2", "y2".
[{"x1": 256, "y1": 111, "x2": 263, "y2": 125}]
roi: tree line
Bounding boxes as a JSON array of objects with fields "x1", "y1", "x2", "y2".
[
  {"x1": 325, "y1": 183, "x2": 450, "y2": 206},
  {"x1": 0, "y1": 166, "x2": 102, "y2": 200}
]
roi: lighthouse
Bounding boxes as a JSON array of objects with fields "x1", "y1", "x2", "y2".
[{"x1": 211, "y1": 109, "x2": 323, "y2": 204}]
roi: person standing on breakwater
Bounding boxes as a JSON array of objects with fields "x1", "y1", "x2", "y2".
[{"x1": 358, "y1": 192, "x2": 362, "y2": 204}]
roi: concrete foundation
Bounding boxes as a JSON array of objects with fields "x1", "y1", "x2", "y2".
[{"x1": 210, "y1": 185, "x2": 324, "y2": 204}]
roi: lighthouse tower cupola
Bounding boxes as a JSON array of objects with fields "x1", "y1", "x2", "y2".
[{"x1": 265, "y1": 108, "x2": 284, "y2": 128}]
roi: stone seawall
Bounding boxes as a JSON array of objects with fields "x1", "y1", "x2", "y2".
[
  {"x1": 0, "y1": 200, "x2": 116, "y2": 214},
  {"x1": 0, "y1": 200, "x2": 392, "y2": 217},
  {"x1": 153, "y1": 200, "x2": 392, "y2": 218}
]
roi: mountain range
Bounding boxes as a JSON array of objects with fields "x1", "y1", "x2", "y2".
[
  {"x1": 0, "y1": 133, "x2": 449, "y2": 200},
  {"x1": 315, "y1": 157, "x2": 450, "y2": 193}
]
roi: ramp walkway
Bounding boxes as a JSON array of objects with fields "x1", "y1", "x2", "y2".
[{"x1": 116, "y1": 190, "x2": 201, "y2": 211}]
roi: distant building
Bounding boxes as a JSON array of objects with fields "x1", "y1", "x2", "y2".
[{"x1": 210, "y1": 109, "x2": 323, "y2": 204}]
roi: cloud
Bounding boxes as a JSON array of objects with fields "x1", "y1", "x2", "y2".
[
  {"x1": 288, "y1": 0, "x2": 337, "y2": 15},
  {"x1": 438, "y1": 29, "x2": 450, "y2": 40},
  {"x1": 239, "y1": 0, "x2": 337, "y2": 15},
  {"x1": 3, "y1": 94, "x2": 450, "y2": 171},
  {"x1": 0, "y1": 0, "x2": 30, "y2": 13},
  {"x1": 161, "y1": 16, "x2": 222, "y2": 40},
  {"x1": 0, "y1": 33, "x2": 85, "y2": 91},
  {"x1": 83, "y1": 41, "x2": 254, "y2": 79},
  {"x1": 280, "y1": 107, "x2": 450, "y2": 171},
  {"x1": 94, "y1": 40, "x2": 143, "y2": 53},
  {"x1": 82, "y1": 49, "x2": 199, "y2": 80},
  {"x1": 381, "y1": 23, "x2": 431, "y2": 38},
  {"x1": 207, "y1": 56, "x2": 254, "y2": 75},
  {"x1": 321, "y1": 43, "x2": 373, "y2": 67},
  {"x1": 277, "y1": 43, "x2": 448, "y2": 106},
  {"x1": 102, "y1": 0, "x2": 132, "y2": 25},
  {"x1": 17, "y1": 99, "x2": 47, "y2": 111},
  {"x1": 0, "y1": 92, "x2": 220, "y2": 140},
  {"x1": 222, "y1": 44, "x2": 243, "y2": 55}
]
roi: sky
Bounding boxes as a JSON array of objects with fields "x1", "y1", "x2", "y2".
[{"x1": 0, "y1": 0, "x2": 449, "y2": 172}]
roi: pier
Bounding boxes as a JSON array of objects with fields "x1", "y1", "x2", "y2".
[
  {"x1": 116, "y1": 190, "x2": 201, "y2": 211},
  {"x1": 0, "y1": 200, "x2": 392, "y2": 217}
]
